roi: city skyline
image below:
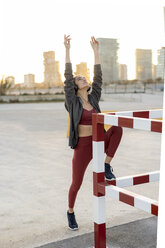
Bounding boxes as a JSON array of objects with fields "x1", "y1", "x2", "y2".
[
  {"x1": 0, "y1": 0, "x2": 164, "y2": 83},
  {"x1": 3, "y1": 46, "x2": 164, "y2": 85}
]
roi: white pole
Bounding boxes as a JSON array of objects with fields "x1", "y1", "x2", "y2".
[{"x1": 157, "y1": 6, "x2": 165, "y2": 248}]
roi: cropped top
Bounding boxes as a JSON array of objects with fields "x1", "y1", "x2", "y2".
[{"x1": 79, "y1": 107, "x2": 98, "y2": 125}]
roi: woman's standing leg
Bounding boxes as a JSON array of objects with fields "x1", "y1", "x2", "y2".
[{"x1": 68, "y1": 137, "x2": 93, "y2": 213}]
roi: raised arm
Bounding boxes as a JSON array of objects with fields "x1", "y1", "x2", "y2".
[
  {"x1": 64, "y1": 34, "x2": 73, "y2": 79},
  {"x1": 90, "y1": 36, "x2": 100, "y2": 65},
  {"x1": 64, "y1": 35, "x2": 76, "y2": 112},
  {"x1": 90, "y1": 36, "x2": 102, "y2": 102},
  {"x1": 65, "y1": 35, "x2": 71, "y2": 63}
]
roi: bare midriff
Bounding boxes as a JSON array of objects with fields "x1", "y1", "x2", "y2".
[{"x1": 78, "y1": 124, "x2": 92, "y2": 137}]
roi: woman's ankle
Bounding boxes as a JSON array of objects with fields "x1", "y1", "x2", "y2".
[{"x1": 68, "y1": 208, "x2": 74, "y2": 213}]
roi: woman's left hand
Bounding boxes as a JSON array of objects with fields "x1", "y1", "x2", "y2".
[{"x1": 90, "y1": 36, "x2": 99, "y2": 52}]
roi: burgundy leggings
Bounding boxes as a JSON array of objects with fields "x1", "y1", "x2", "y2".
[{"x1": 68, "y1": 126, "x2": 123, "y2": 208}]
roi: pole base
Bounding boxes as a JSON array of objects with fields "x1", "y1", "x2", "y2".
[{"x1": 89, "y1": 247, "x2": 109, "y2": 248}]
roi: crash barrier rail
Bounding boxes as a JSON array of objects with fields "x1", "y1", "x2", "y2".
[{"x1": 91, "y1": 109, "x2": 163, "y2": 248}]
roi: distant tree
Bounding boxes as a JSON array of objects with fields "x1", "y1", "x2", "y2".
[
  {"x1": 0, "y1": 75, "x2": 12, "y2": 95},
  {"x1": 155, "y1": 77, "x2": 163, "y2": 83},
  {"x1": 146, "y1": 78, "x2": 154, "y2": 84},
  {"x1": 104, "y1": 82, "x2": 109, "y2": 87}
]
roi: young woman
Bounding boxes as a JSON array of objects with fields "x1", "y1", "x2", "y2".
[{"x1": 64, "y1": 34, "x2": 123, "y2": 230}]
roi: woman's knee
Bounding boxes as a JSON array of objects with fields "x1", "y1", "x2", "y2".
[{"x1": 112, "y1": 125, "x2": 123, "y2": 136}]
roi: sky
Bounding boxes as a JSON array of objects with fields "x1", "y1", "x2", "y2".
[
  {"x1": 0, "y1": 0, "x2": 165, "y2": 243},
  {"x1": 0, "y1": 0, "x2": 164, "y2": 83}
]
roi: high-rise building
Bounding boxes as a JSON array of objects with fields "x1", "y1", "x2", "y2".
[
  {"x1": 119, "y1": 64, "x2": 127, "y2": 80},
  {"x1": 43, "y1": 51, "x2": 62, "y2": 86},
  {"x1": 156, "y1": 47, "x2": 165, "y2": 80},
  {"x1": 24, "y1": 74, "x2": 35, "y2": 86},
  {"x1": 135, "y1": 49, "x2": 152, "y2": 80},
  {"x1": 74, "y1": 62, "x2": 90, "y2": 83},
  {"x1": 96, "y1": 38, "x2": 119, "y2": 83}
]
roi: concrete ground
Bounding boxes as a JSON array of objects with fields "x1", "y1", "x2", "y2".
[{"x1": 0, "y1": 93, "x2": 163, "y2": 248}]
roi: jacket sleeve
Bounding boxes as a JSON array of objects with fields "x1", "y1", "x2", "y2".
[
  {"x1": 64, "y1": 63, "x2": 76, "y2": 111},
  {"x1": 90, "y1": 64, "x2": 103, "y2": 103}
]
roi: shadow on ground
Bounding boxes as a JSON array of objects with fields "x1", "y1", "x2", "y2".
[{"x1": 36, "y1": 216, "x2": 157, "y2": 248}]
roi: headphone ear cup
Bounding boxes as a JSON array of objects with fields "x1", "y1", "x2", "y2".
[
  {"x1": 74, "y1": 84, "x2": 78, "y2": 91},
  {"x1": 87, "y1": 86, "x2": 91, "y2": 92}
]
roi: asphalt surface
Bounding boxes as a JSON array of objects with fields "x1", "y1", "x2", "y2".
[
  {"x1": 36, "y1": 216, "x2": 157, "y2": 248},
  {"x1": 0, "y1": 93, "x2": 163, "y2": 248}
]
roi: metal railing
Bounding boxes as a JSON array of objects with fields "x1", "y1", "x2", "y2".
[{"x1": 91, "y1": 109, "x2": 163, "y2": 248}]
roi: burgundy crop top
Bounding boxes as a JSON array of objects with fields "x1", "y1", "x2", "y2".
[{"x1": 79, "y1": 107, "x2": 98, "y2": 125}]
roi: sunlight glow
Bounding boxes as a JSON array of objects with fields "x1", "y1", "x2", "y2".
[{"x1": 0, "y1": 0, "x2": 164, "y2": 83}]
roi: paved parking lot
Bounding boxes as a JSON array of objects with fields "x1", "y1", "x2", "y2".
[{"x1": 0, "y1": 93, "x2": 163, "y2": 248}]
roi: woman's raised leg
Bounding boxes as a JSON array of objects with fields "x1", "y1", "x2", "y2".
[{"x1": 104, "y1": 125, "x2": 123, "y2": 160}]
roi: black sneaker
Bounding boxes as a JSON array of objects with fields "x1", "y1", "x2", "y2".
[
  {"x1": 67, "y1": 210, "x2": 79, "y2": 230},
  {"x1": 105, "y1": 163, "x2": 116, "y2": 181}
]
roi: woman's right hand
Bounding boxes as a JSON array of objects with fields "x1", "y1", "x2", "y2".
[{"x1": 64, "y1": 34, "x2": 71, "y2": 49}]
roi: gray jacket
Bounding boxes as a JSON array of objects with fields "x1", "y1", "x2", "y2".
[{"x1": 64, "y1": 62, "x2": 106, "y2": 149}]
